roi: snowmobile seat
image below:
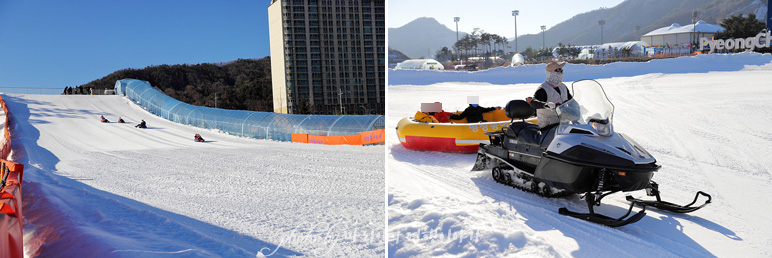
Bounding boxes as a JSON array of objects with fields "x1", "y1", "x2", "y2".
[
  {"x1": 505, "y1": 100, "x2": 535, "y2": 120},
  {"x1": 517, "y1": 124, "x2": 544, "y2": 147},
  {"x1": 506, "y1": 121, "x2": 535, "y2": 138},
  {"x1": 507, "y1": 122, "x2": 556, "y2": 147}
]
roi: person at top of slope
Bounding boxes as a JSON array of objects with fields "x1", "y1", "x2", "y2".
[
  {"x1": 194, "y1": 134, "x2": 205, "y2": 142},
  {"x1": 530, "y1": 61, "x2": 573, "y2": 129},
  {"x1": 117, "y1": 117, "x2": 125, "y2": 123},
  {"x1": 100, "y1": 115, "x2": 109, "y2": 123},
  {"x1": 449, "y1": 96, "x2": 501, "y2": 123},
  {"x1": 135, "y1": 119, "x2": 147, "y2": 128}
]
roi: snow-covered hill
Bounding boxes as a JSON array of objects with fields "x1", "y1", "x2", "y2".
[
  {"x1": 7, "y1": 95, "x2": 384, "y2": 257},
  {"x1": 388, "y1": 53, "x2": 772, "y2": 257}
]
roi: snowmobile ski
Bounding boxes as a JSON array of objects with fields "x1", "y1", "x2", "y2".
[
  {"x1": 559, "y1": 194, "x2": 647, "y2": 227},
  {"x1": 626, "y1": 181, "x2": 711, "y2": 213}
]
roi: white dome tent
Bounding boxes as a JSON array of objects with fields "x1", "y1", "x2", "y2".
[
  {"x1": 593, "y1": 41, "x2": 651, "y2": 59},
  {"x1": 394, "y1": 59, "x2": 444, "y2": 70},
  {"x1": 511, "y1": 53, "x2": 524, "y2": 66}
]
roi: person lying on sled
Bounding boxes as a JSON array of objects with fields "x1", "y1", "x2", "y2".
[{"x1": 449, "y1": 96, "x2": 500, "y2": 123}]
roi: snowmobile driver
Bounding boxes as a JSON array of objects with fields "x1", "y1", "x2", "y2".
[{"x1": 530, "y1": 62, "x2": 573, "y2": 129}]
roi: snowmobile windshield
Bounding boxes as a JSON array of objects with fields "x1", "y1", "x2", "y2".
[{"x1": 556, "y1": 79, "x2": 615, "y2": 134}]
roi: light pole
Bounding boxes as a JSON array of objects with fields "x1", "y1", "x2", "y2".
[
  {"x1": 512, "y1": 10, "x2": 519, "y2": 53},
  {"x1": 338, "y1": 86, "x2": 343, "y2": 115},
  {"x1": 692, "y1": 11, "x2": 698, "y2": 53},
  {"x1": 454, "y1": 17, "x2": 460, "y2": 64},
  {"x1": 360, "y1": 105, "x2": 368, "y2": 115},
  {"x1": 598, "y1": 20, "x2": 605, "y2": 45},
  {"x1": 541, "y1": 25, "x2": 546, "y2": 50}
]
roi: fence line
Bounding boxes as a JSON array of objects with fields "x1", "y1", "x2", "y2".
[{"x1": 0, "y1": 87, "x2": 115, "y2": 95}]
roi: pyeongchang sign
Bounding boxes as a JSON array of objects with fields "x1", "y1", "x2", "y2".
[{"x1": 699, "y1": 31, "x2": 772, "y2": 54}]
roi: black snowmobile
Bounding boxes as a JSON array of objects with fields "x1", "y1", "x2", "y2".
[{"x1": 472, "y1": 79, "x2": 711, "y2": 227}]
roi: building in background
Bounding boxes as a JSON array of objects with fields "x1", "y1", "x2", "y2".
[
  {"x1": 640, "y1": 21, "x2": 724, "y2": 55},
  {"x1": 269, "y1": 0, "x2": 385, "y2": 115}
]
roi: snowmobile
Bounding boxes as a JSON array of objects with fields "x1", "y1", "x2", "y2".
[{"x1": 472, "y1": 79, "x2": 711, "y2": 227}]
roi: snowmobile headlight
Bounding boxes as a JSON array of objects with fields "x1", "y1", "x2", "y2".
[{"x1": 591, "y1": 122, "x2": 613, "y2": 136}]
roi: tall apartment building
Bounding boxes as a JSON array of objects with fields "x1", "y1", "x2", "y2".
[{"x1": 268, "y1": 0, "x2": 385, "y2": 115}]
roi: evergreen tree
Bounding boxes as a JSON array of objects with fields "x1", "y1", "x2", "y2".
[
  {"x1": 78, "y1": 58, "x2": 273, "y2": 112},
  {"x1": 715, "y1": 13, "x2": 766, "y2": 39}
]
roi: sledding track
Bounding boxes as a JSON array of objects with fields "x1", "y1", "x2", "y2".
[
  {"x1": 7, "y1": 94, "x2": 384, "y2": 257},
  {"x1": 388, "y1": 59, "x2": 772, "y2": 257}
]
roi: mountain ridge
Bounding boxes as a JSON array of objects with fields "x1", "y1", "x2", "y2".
[{"x1": 389, "y1": 0, "x2": 768, "y2": 58}]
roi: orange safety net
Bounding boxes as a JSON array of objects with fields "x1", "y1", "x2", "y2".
[
  {"x1": 0, "y1": 166, "x2": 23, "y2": 258},
  {"x1": 0, "y1": 94, "x2": 24, "y2": 258},
  {"x1": 291, "y1": 134, "x2": 309, "y2": 143},
  {"x1": 360, "y1": 129, "x2": 385, "y2": 145},
  {"x1": 0, "y1": 95, "x2": 10, "y2": 159},
  {"x1": 292, "y1": 129, "x2": 384, "y2": 146}
]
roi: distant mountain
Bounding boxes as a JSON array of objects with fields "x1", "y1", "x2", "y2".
[
  {"x1": 388, "y1": 48, "x2": 410, "y2": 68},
  {"x1": 513, "y1": 0, "x2": 768, "y2": 50},
  {"x1": 390, "y1": 0, "x2": 768, "y2": 57},
  {"x1": 388, "y1": 17, "x2": 467, "y2": 59}
]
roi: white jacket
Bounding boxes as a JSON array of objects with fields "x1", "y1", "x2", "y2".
[{"x1": 536, "y1": 82, "x2": 569, "y2": 128}]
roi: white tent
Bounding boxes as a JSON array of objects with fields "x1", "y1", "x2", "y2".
[
  {"x1": 511, "y1": 53, "x2": 524, "y2": 66},
  {"x1": 394, "y1": 59, "x2": 444, "y2": 70},
  {"x1": 554, "y1": 41, "x2": 650, "y2": 59},
  {"x1": 593, "y1": 41, "x2": 650, "y2": 58},
  {"x1": 640, "y1": 21, "x2": 724, "y2": 48}
]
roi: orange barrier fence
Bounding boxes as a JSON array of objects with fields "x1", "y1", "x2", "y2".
[
  {"x1": 0, "y1": 161, "x2": 24, "y2": 258},
  {"x1": 291, "y1": 129, "x2": 385, "y2": 146},
  {"x1": 0, "y1": 94, "x2": 24, "y2": 258},
  {"x1": 0, "y1": 95, "x2": 10, "y2": 159}
]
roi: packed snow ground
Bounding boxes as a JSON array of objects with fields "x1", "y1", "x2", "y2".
[
  {"x1": 6, "y1": 95, "x2": 384, "y2": 257},
  {"x1": 387, "y1": 53, "x2": 772, "y2": 257}
]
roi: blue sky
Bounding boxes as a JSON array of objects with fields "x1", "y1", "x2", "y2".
[{"x1": 0, "y1": 0, "x2": 270, "y2": 88}]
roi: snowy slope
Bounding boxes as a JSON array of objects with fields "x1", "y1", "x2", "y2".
[
  {"x1": 388, "y1": 52, "x2": 772, "y2": 86},
  {"x1": 6, "y1": 95, "x2": 384, "y2": 257},
  {"x1": 387, "y1": 54, "x2": 772, "y2": 257}
]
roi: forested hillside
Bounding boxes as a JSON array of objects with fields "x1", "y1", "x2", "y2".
[{"x1": 80, "y1": 57, "x2": 272, "y2": 112}]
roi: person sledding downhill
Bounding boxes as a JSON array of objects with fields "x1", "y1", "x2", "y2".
[
  {"x1": 194, "y1": 134, "x2": 205, "y2": 142},
  {"x1": 100, "y1": 115, "x2": 109, "y2": 123},
  {"x1": 118, "y1": 117, "x2": 125, "y2": 123},
  {"x1": 135, "y1": 119, "x2": 147, "y2": 128}
]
